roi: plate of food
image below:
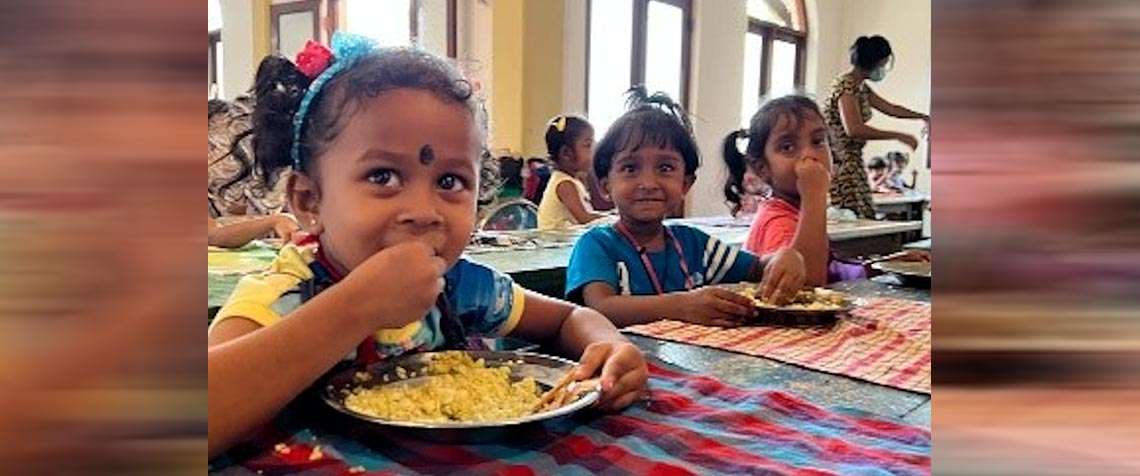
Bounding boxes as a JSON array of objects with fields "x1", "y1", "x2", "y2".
[
  {"x1": 728, "y1": 284, "x2": 862, "y2": 326},
  {"x1": 321, "y1": 351, "x2": 601, "y2": 442}
]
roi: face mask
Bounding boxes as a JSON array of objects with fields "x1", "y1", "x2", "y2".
[{"x1": 869, "y1": 66, "x2": 887, "y2": 82}]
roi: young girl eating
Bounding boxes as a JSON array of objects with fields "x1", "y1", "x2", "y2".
[
  {"x1": 565, "y1": 87, "x2": 806, "y2": 328},
  {"x1": 207, "y1": 34, "x2": 647, "y2": 458},
  {"x1": 724, "y1": 95, "x2": 927, "y2": 286},
  {"x1": 536, "y1": 114, "x2": 606, "y2": 230}
]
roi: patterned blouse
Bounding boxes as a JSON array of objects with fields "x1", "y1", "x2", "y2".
[
  {"x1": 822, "y1": 73, "x2": 875, "y2": 219},
  {"x1": 208, "y1": 97, "x2": 287, "y2": 217}
]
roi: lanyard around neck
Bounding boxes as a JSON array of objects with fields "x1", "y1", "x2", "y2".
[{"x1": 613, "y1": 221, "x2": 694, "y2": 295}]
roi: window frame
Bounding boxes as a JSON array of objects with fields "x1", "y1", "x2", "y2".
[
  {"x1": 327, "y1": 0, "x2": 457, "y2": 58},
  {"x1": 747, "y1": 18, "x2": 807, "y2": 98},
  {"x1": 270, "y1": 0, "x2": 322, "y2": 55},
  {"x1": 209, "y1": 30, "x2": 221, "y2": 97},
  {"x1": 585, "y1": 0, "x2": 693, "y2": 113}
]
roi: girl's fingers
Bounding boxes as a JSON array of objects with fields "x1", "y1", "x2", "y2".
[
  {"x1": 761, "y1": 266, "x2": 786, "y2": 303},
  {"x1": 574, "y1": 345, "x2": 609, "y2": 381},
  {"x1": 773, "y1": 270, "x2": 802, "y2": 306},
  {"x1": 711, "y1": 288, "x2": 758, "y2": 308},
  {"x1": 709, "y1": 295, "x2": 753, "y2": 318},
  {"x1": 596, "y1": 364, "x2": 647, "y2": 409}
]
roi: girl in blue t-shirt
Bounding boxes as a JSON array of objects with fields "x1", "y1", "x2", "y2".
[{"x1": 565, "y1": 87, "x2": 805, "y2": 328}]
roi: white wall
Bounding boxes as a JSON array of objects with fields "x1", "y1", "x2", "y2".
[
  {"x1": 687, "y1": 0, "x2": 748, "y2": 217},
  {"x1": 420, "y1": 0, "x2": 449, "y2": 56},
  {"x1": 456, "y1": 0, "x2": 495, "y2": 139},
  {"x1": 562, "y1": 0, "x2": 588, "y2": 115},
  {"x1": 807, "y1": 0, "x2": 845, "y2": 96},
  {"x1": 220, "y1": 0, "x2": 256, "y2": 99},
  {"x1": 839, "y1": 0, "x2": 931, "y2": 195}
]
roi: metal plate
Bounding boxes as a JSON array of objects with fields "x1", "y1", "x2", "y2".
[
  {"x1": 321, "y1": 351, "x2": 600, "y2": 431},
  {"x1": 724, "y1": 284, "x2": 864, "y2": 327}
]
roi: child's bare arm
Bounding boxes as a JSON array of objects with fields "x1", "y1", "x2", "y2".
[
  {"x1": 555, "y1": 181, "x2": 605, "y2": 224},
  {"x1": 580, "y1": 282, "x2": 753, "y2": 327},
  {"x1": 746, "y1": 248, "x2": 807, "y2": 305},
  {"x1": 207, "y1": 288, "x2": 375, "y2": 459},
  {"x1": 508, "y1": 290, "x2": 647, "y2": 411},
  {"x1": 207, "y1": 242, "x2": 445, "y2": 459},
  {"x1": 791, "y1": 159, "x2": 831, "y2": 286},
  {"x1": 208, "y1": 214, "x2": 298, "y2": 248}
]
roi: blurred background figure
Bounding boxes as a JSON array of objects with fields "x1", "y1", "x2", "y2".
[
  {"x1": 0, "y1": 1, "x2": 202, "y2": 474},
  {"x1": 885, "y1": 151, "x2": 915, "y2": 191},
  {"x1": 866, "y1": 155, "x2": 891, "y2": 193}
]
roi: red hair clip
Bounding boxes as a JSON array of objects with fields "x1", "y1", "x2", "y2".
[{"x1": 295, "y1": 40, "x2": 334, "y2": 78}]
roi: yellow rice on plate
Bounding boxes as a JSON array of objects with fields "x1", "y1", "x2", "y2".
[{"x1": 343, "y1": 351, "x2": 540, "y2": 423}]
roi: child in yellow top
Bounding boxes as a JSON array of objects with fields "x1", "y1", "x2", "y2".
[
  {"x1": 207, "y1": 34, "x2": 647, "y2": 459},
  {"x1": 537, "y1": 115, "x2": 606, "y2": 230}
]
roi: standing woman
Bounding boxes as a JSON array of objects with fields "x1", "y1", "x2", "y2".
[{"x1": 823, "y1": 35, "x2": 929, "y2": 218}]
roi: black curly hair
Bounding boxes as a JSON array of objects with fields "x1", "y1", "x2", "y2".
[
  {"x1": 592, "y1": 86, "x2": 699, "y2": 180},
  {"x1": 722, "y1": 95, "x2": 824, "y2": 215},
  {"x1": 233, "y1": 48, "x2": 487, "y2": 187}
]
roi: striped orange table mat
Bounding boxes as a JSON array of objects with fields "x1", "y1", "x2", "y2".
[{"x1": 624, "y1": 297, "x2": 931, "y2": 393}]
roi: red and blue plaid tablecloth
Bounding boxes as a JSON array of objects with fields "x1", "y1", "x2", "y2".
[{"x1": 210, "y1": 362, "x2": 929, "y2": 476}]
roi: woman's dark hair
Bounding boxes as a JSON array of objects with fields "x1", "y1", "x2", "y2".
[
  {"x1": 722, "y1": 94, "x2": 824, "y2": 214},
  {"x1": 544, "y1": 115, "x2": 593, "y2": 165},
  {"x1": 867, "y1": 155, "x2": 889, "y2": 170},
  {"x1": 237, "y1": 48, "x2": 485, "y2": 185},
  {"x1": 849, "y1": 35, "x2": 892, "y2": 70},
  {"x1": 593, "y1": 86, "x2": 699, "y2": 180}
]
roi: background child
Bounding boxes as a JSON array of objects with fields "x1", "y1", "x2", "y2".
[
  {"x1": 866, "y1": 155, "x2": 892, "y2": 192},
  {"x1": 885, "y1": 150, "x2": 916, "y2": 190},
  {"x1": 537, "y1": 115, "x2": 605, "y2": 230},
  {"x1": 207, "y1": 213, "x2": 298, "y2": 248},
  {"x1": 726, "y1": 95, "x2": 927, "y2": 286},
  {"x1": 207, "y1": 35, "x2": 647, "y2": 459},
  {"x1": 565, "y1": 87, "x2": 805, "y2": 328}
]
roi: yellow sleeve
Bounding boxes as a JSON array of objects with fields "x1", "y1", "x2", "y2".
[
  {"x1": 495, "y1": 283, "x2": 528, "y2": 336},
  {"x1": 208, "y1": 243, "x2": 316, "y2": 334}
]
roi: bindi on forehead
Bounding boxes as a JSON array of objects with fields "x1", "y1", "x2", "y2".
[{"x1": 419, "y1": 144, "x2": 434, "y2": 165}]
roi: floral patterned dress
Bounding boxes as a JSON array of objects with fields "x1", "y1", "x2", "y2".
[
  {"x1": 823, "y1": 73, "x2": 875, "y2": 218},
  {"x1": 208, "y1": 98, "x2": 287, "y2": 216}
]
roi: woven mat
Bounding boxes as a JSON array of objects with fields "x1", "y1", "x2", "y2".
[{"x1": 625, "y1": 298, "x2": 930, "y2": 393}]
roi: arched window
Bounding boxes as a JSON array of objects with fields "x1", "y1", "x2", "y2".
[{"x1": 741, "y1": 0, "x2": 807, "y2": 126}]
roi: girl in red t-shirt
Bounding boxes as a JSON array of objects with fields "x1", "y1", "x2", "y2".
[{"x1": 723, "y1": 95, "x2": 927, "y2": 285}]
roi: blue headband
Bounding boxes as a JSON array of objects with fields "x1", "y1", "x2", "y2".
[{"x1": 290, "y1": 32, "x2": 378, "y2": 170}]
